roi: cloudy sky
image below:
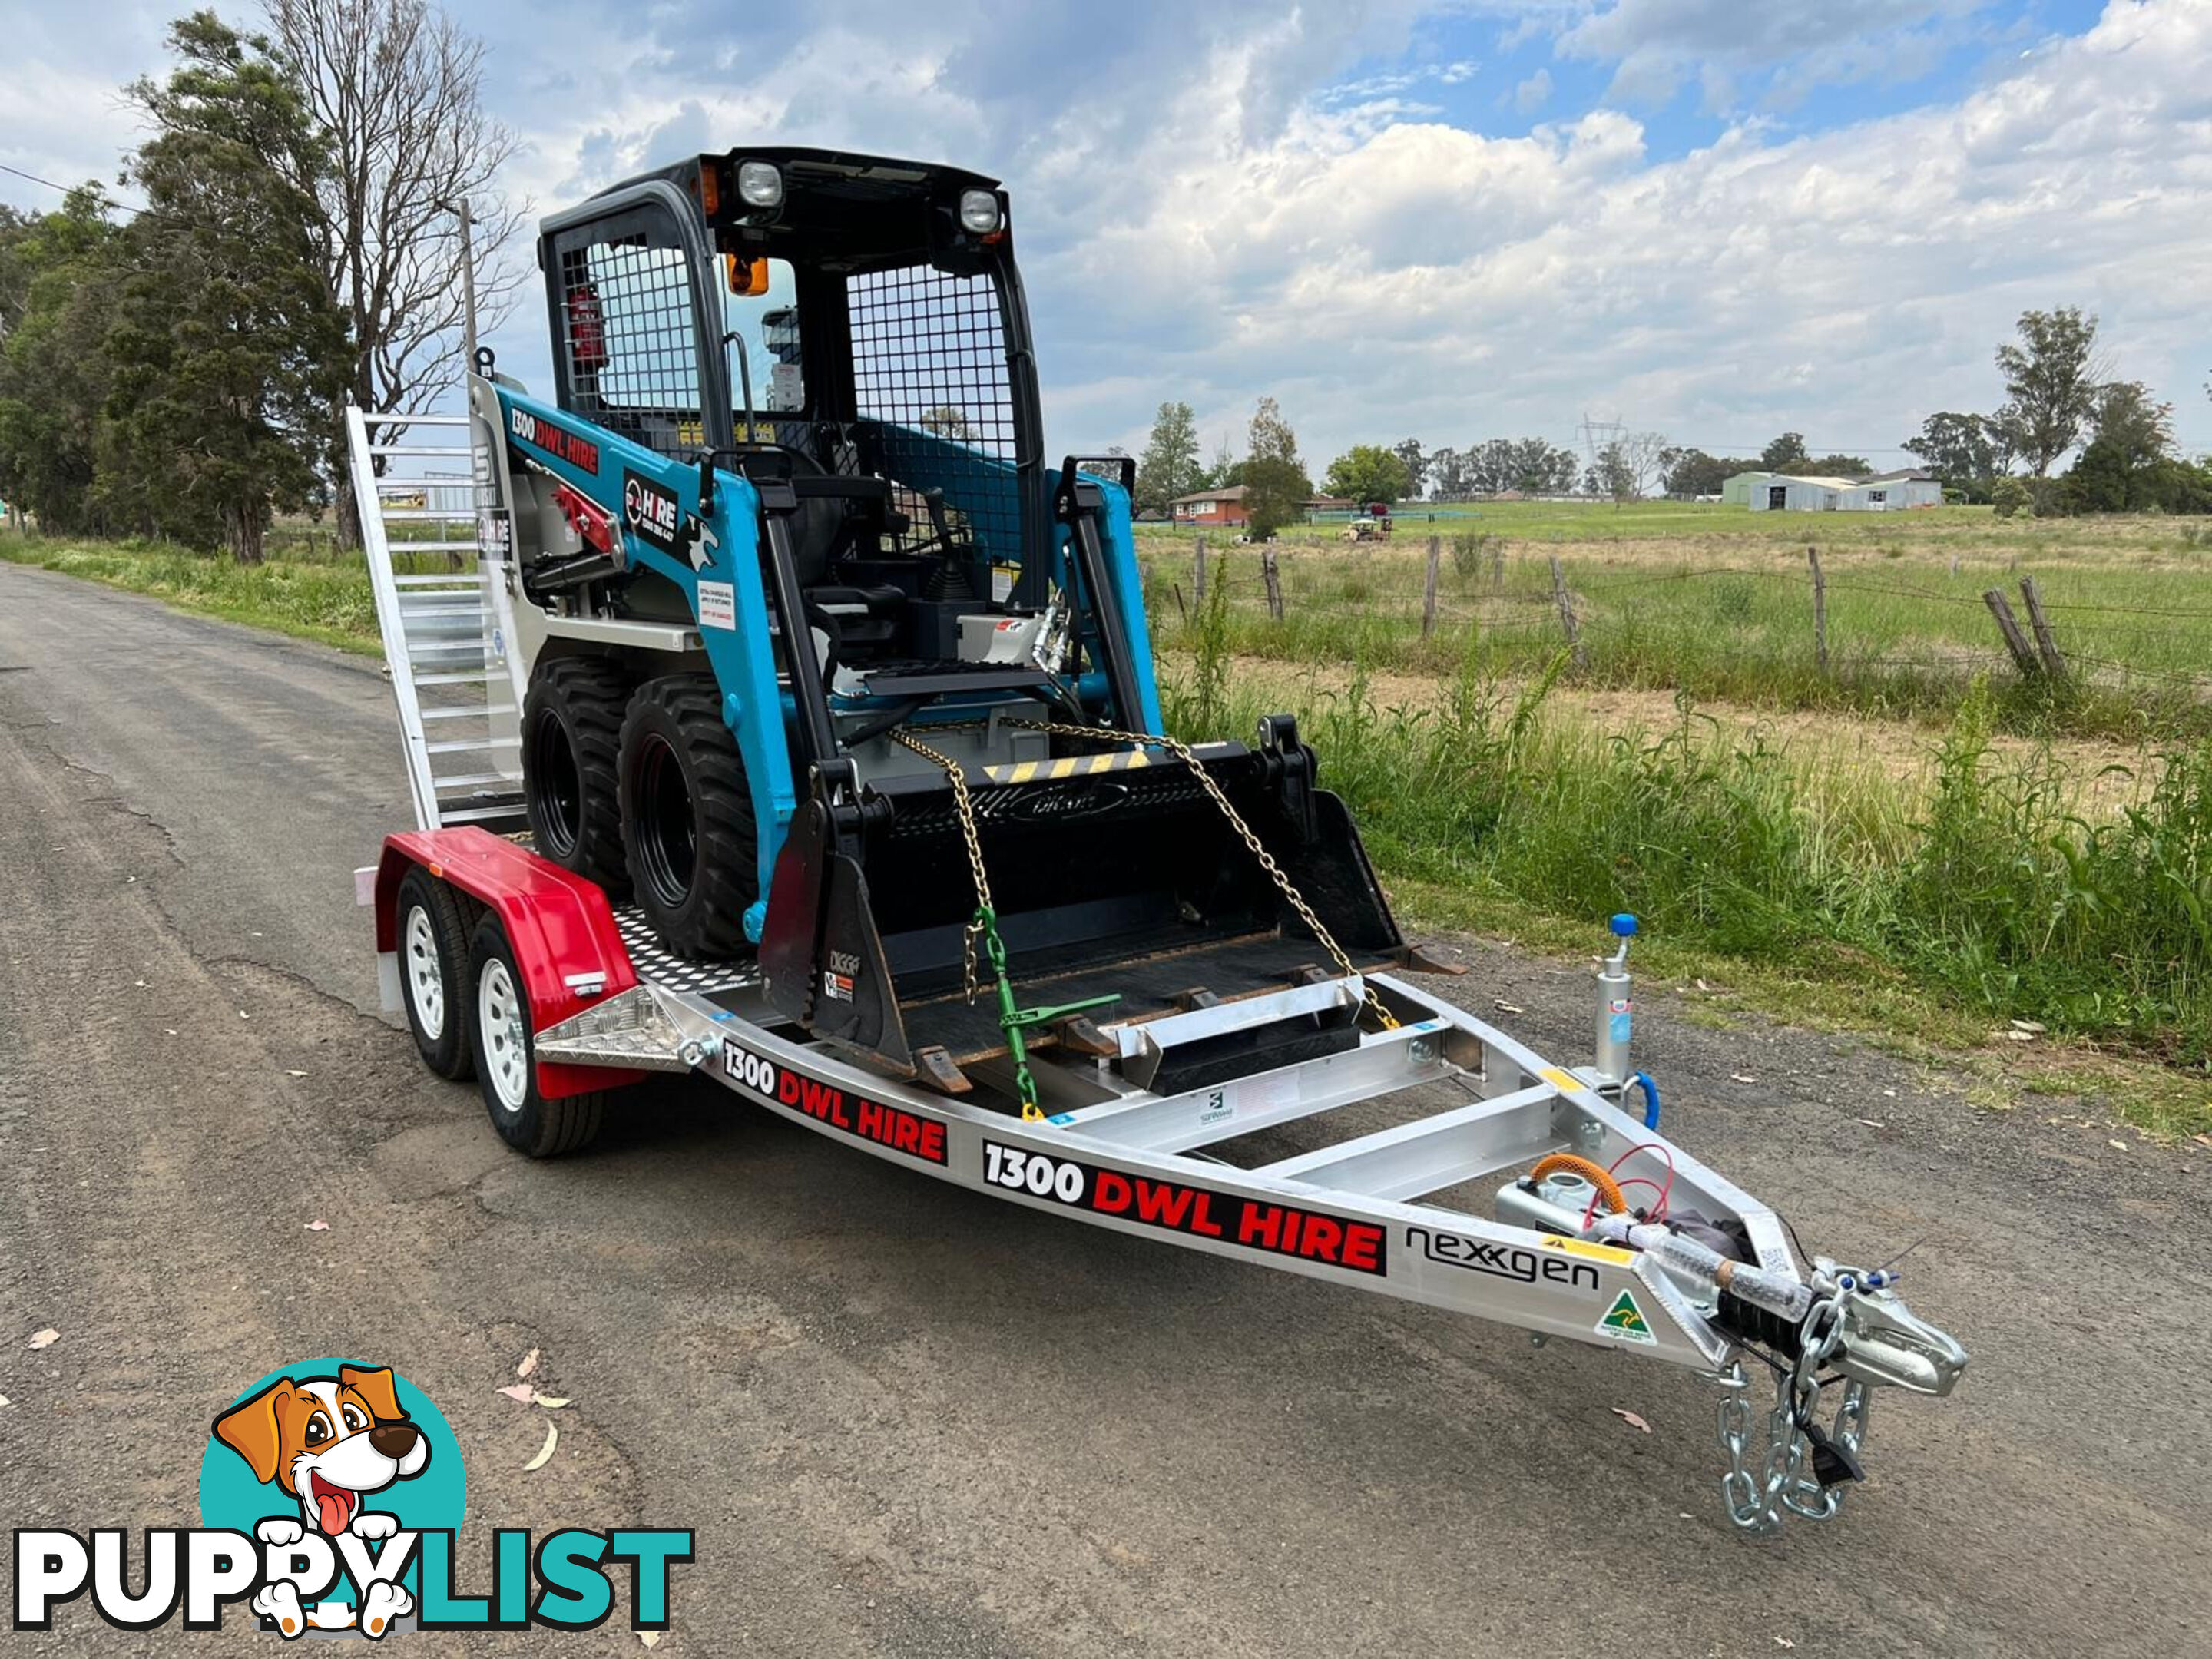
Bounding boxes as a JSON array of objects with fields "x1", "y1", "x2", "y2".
[{"x1": 5, "y1": 0, "x2": 2209, "y2": 468}]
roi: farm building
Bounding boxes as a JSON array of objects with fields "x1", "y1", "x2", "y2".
[
  {"x1": 1721, "y1": 471, "x2": 1770, "y2": 505},
  {"x1": 1170, "y1": 485, "x2": 1248, "y2": 526},
  {"x1": 1745, "y1": 469, "x2": 1942, "y2": 512}
]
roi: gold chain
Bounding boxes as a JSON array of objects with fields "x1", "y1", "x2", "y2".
[
  {"x1": 1015, "y1": 721, "x2": 1400, "y2": 1031},
  {"x1": 888, "y1": 729, "x2": 992, "y2": 1004}
]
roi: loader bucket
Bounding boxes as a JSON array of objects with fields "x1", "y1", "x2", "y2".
[{"x1": 759, "y1": 723, "x2": 1403, "y2": 1081}]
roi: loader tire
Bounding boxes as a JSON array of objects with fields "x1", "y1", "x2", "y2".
[
  {"x1": 466, "y1": 913, "x2": 608, "y2": 1157},
  {"x1": 618, "y1": 674, "x2": 758, "y2": 960},
  {"x1": 523, "y1": 657, "x2": 630, "y2": 892}
]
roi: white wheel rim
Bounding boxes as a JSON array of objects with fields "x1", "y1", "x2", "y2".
[
  {"x1": 477, "y1": 958, "x2": 529, "y2": 1113},
  {"x1": 403, "y1": 906, "x2": 445, "y2": 1040}
]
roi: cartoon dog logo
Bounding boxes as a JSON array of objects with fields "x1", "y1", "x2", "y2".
[{"x1": 213, "y1": 1365, "x2": 429, "y2": 1637}]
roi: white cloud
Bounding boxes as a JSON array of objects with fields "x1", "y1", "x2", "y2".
[
  {"x1": 6, "y1": 0, "x2": 2208, "y2": 467},
  {"x1": 1514, "y1": 68, "x2": 1555, "y2": 114},
  {"x1": 1046, "y1": 0, "x2": 2212, "y2": 461}
]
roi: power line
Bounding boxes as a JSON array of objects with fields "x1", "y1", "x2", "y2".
[{"x1": 0, "y1": 161, "x2": 141, "y2": 216}]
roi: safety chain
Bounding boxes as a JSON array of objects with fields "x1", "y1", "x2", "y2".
[
  {"x1": 1015, "y1": 721, "x2": 1401, "y2": 1032},
  {"x1": 887, "y1": 729, "x2": 995, "y2": 1006},
  {"x1": 1714, "y1": 1287, "x2": 1869, "y2": 1535}
]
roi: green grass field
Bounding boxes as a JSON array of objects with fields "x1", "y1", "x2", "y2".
[{"x1": 1140, "y1": 505, "x2": 2212, "y2": 738}]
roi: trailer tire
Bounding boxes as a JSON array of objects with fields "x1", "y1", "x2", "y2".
[
  {"x1": 466, "y1": 914, "x2": 606, "y2": 1157},
  {"x1": 523, "y1": 657, "x2": 631, "y2": 893},
  {"x1": 396, "y1": 866, "x2": 475, "y2": 1081},
  {"x1": 618, "y1": 674, "x2": 757, "y2": 959}
]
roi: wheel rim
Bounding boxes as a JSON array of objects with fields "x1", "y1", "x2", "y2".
[
  {"x1": 402, "y1": 904, "x2": 445, "y2": 1040},
  {"x1": 477, "y1": 958, "x2": 529, "y2": 1113},
  {"x1": 634, "y1": 732, "x2": 697, "y2": 909},
  {"x1": 530, "y1": 710, "x2": 583, "y2": 859}
]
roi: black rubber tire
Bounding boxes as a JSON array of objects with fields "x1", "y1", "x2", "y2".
[
  {"x1": 395, "y1": 866, "x2": 475, "y2": 1081},
  {"x1": 618, "y1": 674, "x2": 758, "y2": 959},
  {"x1": 465, "y1": 913, "x2": 607, "y2": 1157},
  {"x1": 522, "y1": 656, "x2": 631, "y2": 892}
]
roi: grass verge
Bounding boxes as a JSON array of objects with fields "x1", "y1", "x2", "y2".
[{"x1": 2, "y1": 534, "x2": 389, "y2": 654}]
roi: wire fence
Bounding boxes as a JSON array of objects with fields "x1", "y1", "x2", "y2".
[{"x1": 1136, "y1": 531, "x2": 2212, "y2": 708}]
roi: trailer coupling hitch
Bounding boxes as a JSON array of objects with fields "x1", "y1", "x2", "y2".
[{"x1": 1711, "y1": 1267, "x2": 1965, "y2": 1536}]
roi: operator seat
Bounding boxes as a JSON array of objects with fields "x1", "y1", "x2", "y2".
[{"x1": 724, "y1": 445, "x2": 905, "y2": 652}]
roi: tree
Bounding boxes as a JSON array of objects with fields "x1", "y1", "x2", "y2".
[
  {"x1": 0, "y1": 190, "x2": 127, "y2": 534},
  {"x1": 1592, "y1": 432, "x2": 1670, "y2": 505},
  {"x1": 1806, "y1": 453, "x2": 1873, "y2": 478},
  {"x1": 1661, "y1": 448, "x2": 1740, "y2": 498},
  {"x1": 106, "y1": 12, "x2": 349, "y2": 561},
  {"x1": 1994, "y1": 306, "x2": 2104, "y2": 476},
  {"x1": 1323, "y1": 444, "x2": 1412, "y2": 506},
  {"x1": 260, "y1": 0, "x2": 526, "y2": 545},
  {"x1": 1760, "y1": 432, "x2": 1809, "y2": 471},
  {"x1": 1426, "y1": 445, "x2": 1465, "y2": 500},
  {"x1": 1242, "y1": 396, "x2": 1310, "y2": 538},
  {"x1": 2063, "y1": 380, "x2": 2177, "y2": 512},
  {"x1": 1392, "y1": 437, "x2": 1426, "y2": 497},
  {"x1": 1903, "y1": 412, "x2": 2002, "y2": 500},
  {"x1": 1134, "y1": 399, "x2": 1200, "y2": 514},
  {"x1": 920, "y1": 403, "x2": 978, "y2": 441}
]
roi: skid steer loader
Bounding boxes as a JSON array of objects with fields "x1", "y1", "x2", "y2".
[{"x1": 469, "y1": 148, "x2": 1406, "y2": 1104}]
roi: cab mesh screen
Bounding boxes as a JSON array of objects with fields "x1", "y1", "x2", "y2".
[
  {"x1": 847, "y1": 265, "x2": 1022, "y2": 563},
  {"x1": 557, "y1": 239, "x2": 704, "y2": 458}
]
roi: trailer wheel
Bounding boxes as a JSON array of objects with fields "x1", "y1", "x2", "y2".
[
  {"x1": 618, "y1": 674, "x2": 757, "y2": 959},
  {"x1": 523, "y1": 657, "x2": 631, "y2": 892},
  {"x1": 396, "y1": 866, "x2": 475, "y2": 1081},
  {"x1": 465, "y1": 915, "x2": 606, "y2": 1157}
]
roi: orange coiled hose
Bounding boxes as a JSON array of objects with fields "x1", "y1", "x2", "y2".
[{"x1": 1528, "y1": 1153, "x2": 1628, "y2": 1215}]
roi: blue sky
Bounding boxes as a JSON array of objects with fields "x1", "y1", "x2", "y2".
[{"x1": 4, "y1": 0, "x2": 2207, "y2": 468}]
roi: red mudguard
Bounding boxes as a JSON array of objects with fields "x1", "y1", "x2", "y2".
[{"x1": 375, "y1": 827, "x2": 645, "y2": 1099}]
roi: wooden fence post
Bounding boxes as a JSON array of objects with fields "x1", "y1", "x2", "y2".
[
  {"x1": 1261, "y1": 546, "x2": 1283, "y2": 620},
  {"x1": 1806, "y1": 545, "x2": 1828, "y2": 674},
  {"x1": 1982, "y1": 588, "x2": 2040, "y2": 679},
  {"x1": 2018, "y1": 575, "x2": 2069, "y2": 682},
  {"x1": 1194, "y1": 535, "x2": 1207, "y2": 604},
  {"x1": 1550, "y1": 555, "x2": 1584, "y2": 668},
  {"x1": 1422, "y1": 535, "x2": 1441, "y2": 637}
]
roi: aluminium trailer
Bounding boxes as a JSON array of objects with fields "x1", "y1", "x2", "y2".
[{"x1": 364, "y1": 823, "x2": 1965, "y2": 1538}]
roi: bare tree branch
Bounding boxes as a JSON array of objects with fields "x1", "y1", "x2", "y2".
[{"x1": 260, "y1": 0, "x2": 529, "y2": 538}]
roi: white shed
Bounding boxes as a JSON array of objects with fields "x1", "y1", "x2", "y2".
[{"x1": 1746, "y1": 470, "x2": 1942, "y2": 512}]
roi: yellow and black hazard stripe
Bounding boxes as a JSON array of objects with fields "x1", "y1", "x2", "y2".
[{"x1": 980, "y1": 750, "x2": 1164, "y2": 785}]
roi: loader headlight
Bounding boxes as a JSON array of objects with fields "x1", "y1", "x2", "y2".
[
  {"x1": 959, "y1": 189, "x2": 1002, "y2": 235},
  {"x1": 737, "y1": 161, "x2": 784, "y2": 210}
]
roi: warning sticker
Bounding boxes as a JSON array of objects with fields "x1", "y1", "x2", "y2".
[
  {"x1": 1594, "y1": 1288, "x2": 1658, "y2": 1346},
  {"x1": 696, "y1": 580, "x2": 736, "y2": 630},
  {"x1": 1542, "y1": 1236, "x2": 1637, "y2": 1267}
]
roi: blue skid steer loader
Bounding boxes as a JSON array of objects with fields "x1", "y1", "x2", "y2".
[{"x1": 470, "y1": 148, "x2": 1411, "y2": 1111}]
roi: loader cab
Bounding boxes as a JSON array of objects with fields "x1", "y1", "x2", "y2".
[{"x1": 539, "y1": 148, "x2": 1054, "y2": 637}]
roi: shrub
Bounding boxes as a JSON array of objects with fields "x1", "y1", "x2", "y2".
[{"x1": 1991, "y1": 477, "x2": 2030, "y2": 519}]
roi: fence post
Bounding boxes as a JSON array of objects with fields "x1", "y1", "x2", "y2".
[
  {"x1": 1982, "y1": 588, "x2": 2040, "y2": 679},
  {"x1": 1806, "y1": 545, "x2": 1828, "y2": 674},
  {"x1": 2018, "y1": 575, "x2": 2069, "y2": 682},
  {"x1": 1492, "y1": 539, "x2": 1505, "y2": 592},
  {"x1": 1261, "y1": 545, "x2": 1283, "y2": 620},
  {"x1": 1550, "y1": 555, "x2": 1584, "y2": 668},
  {"x1": 1422, "y1": 535, "x2": 1441, "y2": 637},
  {"x1": 1172, "y1": 582, "x2": 1188, "y2": 624},
  {"x1": 1194, "y1": 535, "x2": 1207, "y2": 604}
]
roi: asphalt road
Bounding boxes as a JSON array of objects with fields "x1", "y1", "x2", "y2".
[{"x1": 2, "y1": 560, "x2": 2206, "y2": 1657}]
